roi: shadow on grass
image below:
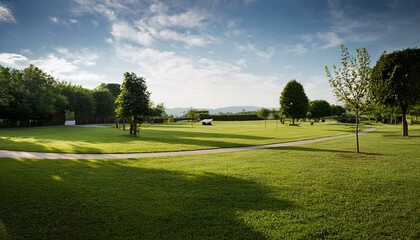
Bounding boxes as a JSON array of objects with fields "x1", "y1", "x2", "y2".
[
  {"x1": 0, "y1": 137, "x2": 105, "y2": 153},
  {"x1": 0, "y1": 159, "x2": 293, "y2": 239},
  {"x1": 270, "y1": 146, "x2": 383, "y2": 155},
  {"x1": 0, "y1": 125, "x2": 280, "y2": 153}
]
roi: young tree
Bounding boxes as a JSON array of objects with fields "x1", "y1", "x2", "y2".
[
  {"x1": 279, "y1": 80, "x2": 309, "y2": 125},
  {"x1": 257, "y1": 107, "x2": 271, "y2": 128},
  {"x1": 325, "y1": 44, "x2": 372, "y2": 153},
  {"x1": 371, "y1": 48, "x2": 420, "y2": 136},
  {"x1": 186, "y1": 107, "x2": 199, "y2": 128},
  {"x1": 115, "y1": 72, "x2": 151, "y2": 136}
]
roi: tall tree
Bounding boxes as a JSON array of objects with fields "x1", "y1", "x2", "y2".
[
  {"x1": 309, "y1": 100, "x2": 331, "y2": 120},
  {"x1": 371, "y1": 48, "x2": 420, "y2": 136},
  {"x1": 92, "y1": 89, "x2": 115, "y2": 123},
  {"x1": 115, "y1": 72, "x2": 151, "y2": 135},
  {"x1": 325, "y1": 44, "x2": 372, "y2": 153},
  {"x1": 60, "y1": 83, "x2": 95, "y2": 125},
  {"x1": 257, "y1": 107, "x2": 271, "y2": 128},
  {"x1": 279, "y1": 79, "x2": 309, "y2": 125}
]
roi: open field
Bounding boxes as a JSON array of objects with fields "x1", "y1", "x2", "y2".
[
  {"x1": 1, "y1": 124, "x2": 419, "y2": 239},
  {"x1": 0, "y1": 120, "x2": 366, "y2": 153}
]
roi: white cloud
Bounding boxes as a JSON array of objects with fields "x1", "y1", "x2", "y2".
[
  {"x1": 235, "y1": 43, "x2": 275, "y2": 60},
  {"x1": 111, "y1": 21, "x2": 154, "y2": 46},
  {"x1": 0, "y1": 3, "x2": 16, "y2": 23},
  {"x1": 0, "y1": 53, "x2": 28, "y2": 66},
  {"x1": 285, "y1": 44, "x2": 308, "y2": 55},
  {"x1": 54, "y1": 47, "x2": 99, "y2": 66},
  {"x1": 49, "y1": 16, "x2": 59, "y2": 23},
  {"x1": 69, "y1": 19, "x2": 79, "y2": 24},
  {"x1": 115, "y1": 44, "x2": 279, "y2": 108},
  {"x1": 31, "y1": 54, "x2": 77, "y2": 74},
  {"x1": 317, "y1": 32, "x2": 342, "y2": 49}
]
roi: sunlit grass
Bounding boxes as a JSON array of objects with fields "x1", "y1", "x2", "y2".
[
  {"x1": 0, "y1": 120, "x2": 374, "y2": 153},
  {"x1": 0, "y1": 124, "x2": 419, "y2": 239}
]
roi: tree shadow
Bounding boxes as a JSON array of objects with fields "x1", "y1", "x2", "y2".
[
  {"x1": 0, "y1": 125, "x2": 280, "y2": 153},
  {"x1": 269, "y1": 146, "x2": 383, "y2": 155},
  {"x1": 0, "y1": 159, "x2": 293, "y2": 239}
]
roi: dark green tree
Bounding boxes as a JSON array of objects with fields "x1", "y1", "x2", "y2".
[
  {"x1": 98, "y1": 83, "x2": 121, "y2": 98},
  {"x1": 92, "y1": 89, "x2": 115, "y2": 123},
  {"x1": 115, "y1": 72, "x2": 151, "y2": 135},
  {"x1": 326, "y1": 45, "x2": 372, "y2": 153},
  {"x1": 371, "y1": 48, "x2": 420, "y2": 136},
  {"x1": 60, "y1": 83, "x2": 95, "y2": 125},
  {"x1": 309, "y1": 100, "x2": 331, "y2": 120},
  {"x1": 257, "y1": 107, "x2": 271, "y2": 128},
  {"x1": 330, "y1": 105, "x2": 346, "y2": 117},
  {"x1": 279, "y1": 79, "x2": 309, "y2": 125}
]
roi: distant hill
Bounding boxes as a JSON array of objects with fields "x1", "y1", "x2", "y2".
[{"x1": 166, "y1": 106, "x2": 263, "y2": 117}]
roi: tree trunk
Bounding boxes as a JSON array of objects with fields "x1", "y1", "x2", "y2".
[
  {"x1": 401, "y1": 105, "x2": 408, "y2": 137},
  {"x1": 265, "y1": 119, "x2": 267, "y2": 128},
  {"x1": 133, "y1": 117, "x2": 137, "y2": 136},
  {"x1": 129, "y1": 119, "x2": 134, "y2": 135},
  {"x1": 123, "y1": 118, "x2": 126, "y2": 131},
  {"x1": 292, "y1": 117, "x2": 295, "y2": 125},
  {"x1": 355, "y1": 108, "x2": 360, "y2": 153}
]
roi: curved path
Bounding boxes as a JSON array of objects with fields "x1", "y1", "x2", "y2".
[{"x1": 0, "y1": 129, "x2": 375, "y2": 160}]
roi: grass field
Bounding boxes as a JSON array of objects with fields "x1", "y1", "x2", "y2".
[
  {"x1": 1, "y1": 124, "x2": 419, "y2": 239},
  {"x1": 0, "y1": 120, "x2": 364, "y2": 153}
]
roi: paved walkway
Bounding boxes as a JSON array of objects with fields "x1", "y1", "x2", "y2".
[{"x1": 0, "y1": 129, "x2": 375, "y2": 160}]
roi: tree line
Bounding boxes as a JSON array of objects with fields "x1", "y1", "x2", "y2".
[{"x1": 0, "y1": 64, "x2": 121, "y2": 127}]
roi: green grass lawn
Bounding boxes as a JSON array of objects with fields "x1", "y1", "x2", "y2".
[
  {"x1": 0, "y1": 120, "x2": 364, "y2": 153},
  {"x1": 1, "y1": 124, "x2": 419, "y2": 239}
]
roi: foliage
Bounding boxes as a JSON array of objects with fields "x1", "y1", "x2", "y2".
[
  {"x1": 326, "y1": 45, "x2": 372, "y2": 153},
  {"x1": 308, "y1": 100, "x2": 331, "y2": 119},
  {"x1": 257, "y1": 107, "x2": 271, "y2": 128},
  {"x1": 97, "y1": 83, "x2": 121, "y2": 98},
  {"x1": 115, "y1": 72, "x2": 151, "y2": 135},
  {"x1": 279, "y1": 79, "x2": 309, "y2": 124},
  {"x1": 208, "y1": 114, "x2": 261, "y2": 121},
  {"x1": 0, "y1": 65, "x2": 67, "y2": 127},
  {"x1": 371, "y1": 48, "x2": 420, "y2": 136},
  {"x1": 60, "y1": 83, "x2": 95, "y2": 125},
  {"x1": 330, "y1": 105, "x2": 346, "y2": 116},
  {"x1": 186, "y1": 107, "x2": 199, "y2": 128},
  {"x1": 92, "y1": 89, "x2": 115, "y2": 122},
  {"x1": 149, "y1": 102, "x2": 167, "y2": 118}
]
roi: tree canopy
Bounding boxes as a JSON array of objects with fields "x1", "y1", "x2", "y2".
[
  {"x1": 371, "y1": 48, "x2": 420, "y2": 136},
  {"x1": 115, "y1": 72, "x2": 151, "y2": 135},
  {"x1": 279, "y1": 79, "x2": 309, "y2": 125},
  {"x1": 0, "y1": 65, "x2": 67, "y2": 127},
  {"x1": 325, "y1": 44, "x2": 372, "y2": 153},
  {"x1": 309, "y1": 100, "x2": 331, "y2": 119}
]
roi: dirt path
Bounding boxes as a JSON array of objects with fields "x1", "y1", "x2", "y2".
[{"x1": 0, "y1": 129, "x2": 375, "y2": 160}]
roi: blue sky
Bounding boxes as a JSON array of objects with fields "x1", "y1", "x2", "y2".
[{"x1": 1, "y1": 0, "x2": 419, "y2": 108}]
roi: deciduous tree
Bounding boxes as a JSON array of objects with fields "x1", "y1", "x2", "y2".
[
  {"x1": 371, "y1": 48, "x2": 420, "y2": 136},
  {"x1": 257, "y1": 107, "x2": 271, "y2": 128},
  {"x1": 115, "y1": 72, "x2": 151, "y2": 135},
  {"x1": 309, "y1": 100, "x2": 331, "y2": 120},
  {"x1": 325, "y1": 45, "x2": 372, "y2": 153},
  {"x1": 279, "y1": 80, "x2": 309, "y2": 125}
]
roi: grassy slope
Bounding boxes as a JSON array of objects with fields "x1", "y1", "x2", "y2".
[
  {"x1": 0, "y1": 121, "x2": 361, "y2": 153},
  {"x1": 1, "y1": 124, "x2": 419, "y2": 239}
]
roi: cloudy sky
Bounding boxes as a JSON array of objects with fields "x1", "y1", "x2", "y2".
[{"x1": 1, "y1": 0, "x2": 419, "y2": 108}]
